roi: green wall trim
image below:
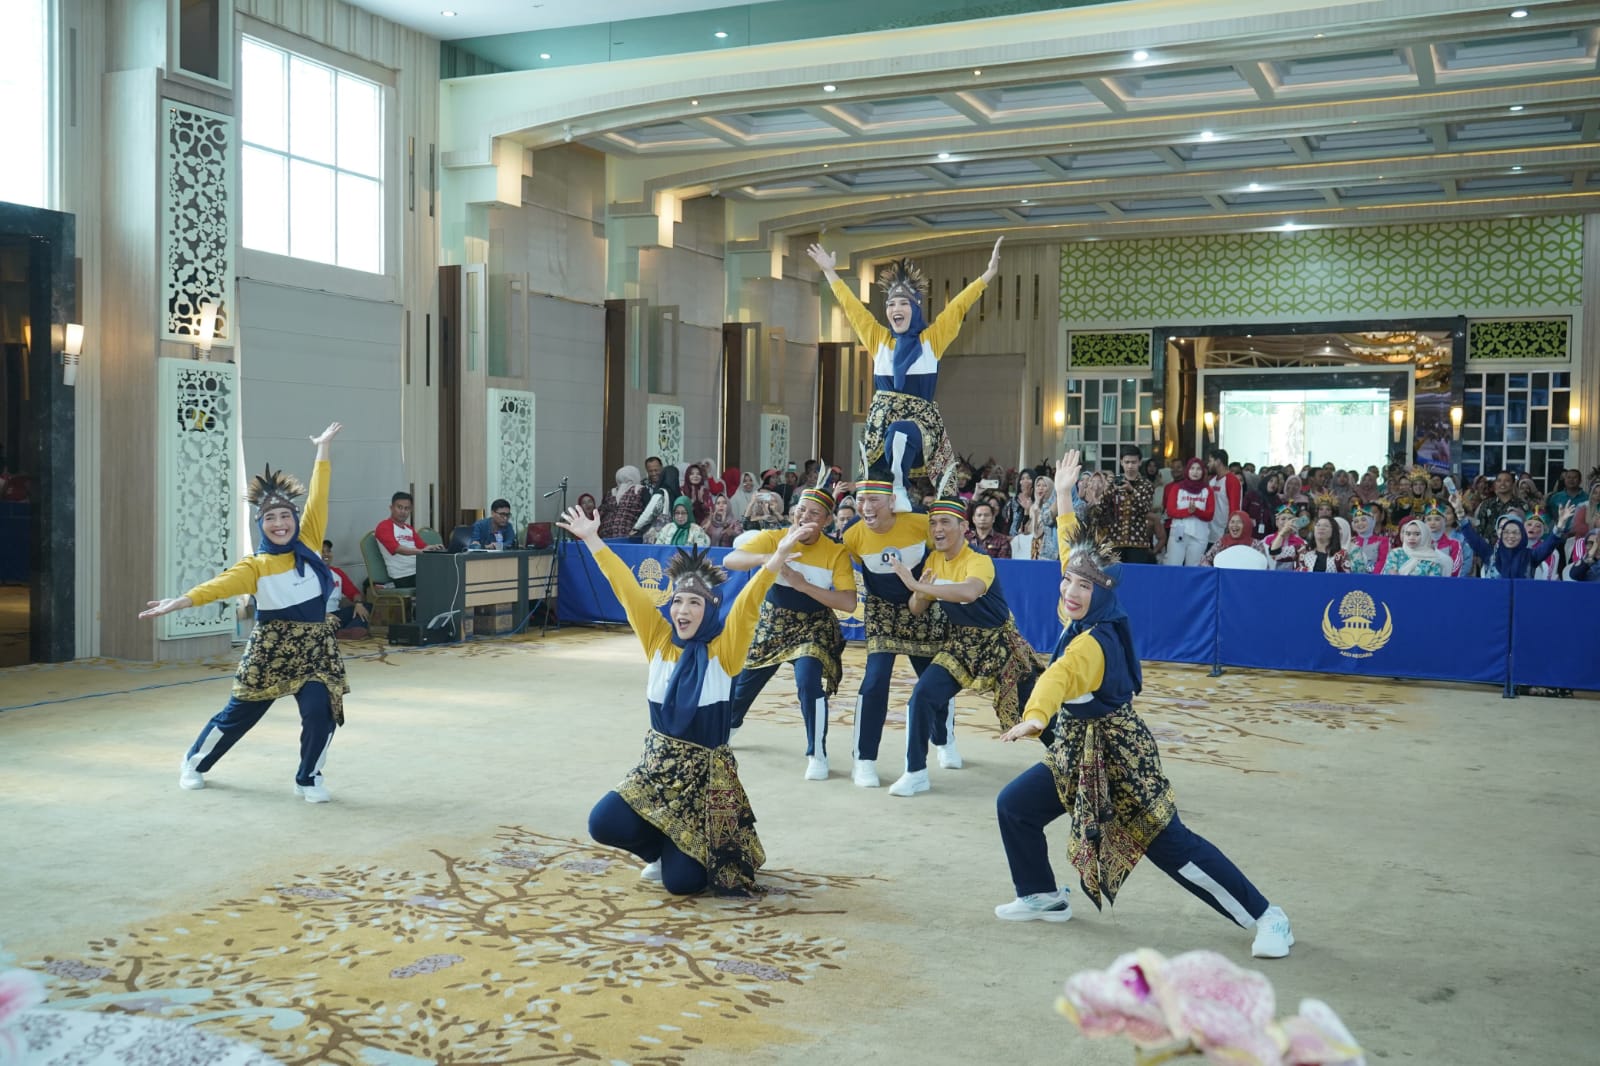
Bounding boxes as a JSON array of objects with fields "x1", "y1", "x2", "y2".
[
  {"x1": 1467, "y1": 318, "x2": 1571, "y2": 362},
  {"x1": 1068, "y1": 331, "x2": 1151, "y2": 368},
  {"x1": 1060, "y1": 216, "x2": 1583, "y2": 324}
]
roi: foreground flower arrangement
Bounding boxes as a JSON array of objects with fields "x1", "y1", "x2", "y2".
[{"x1": 1058, "y1": 949, "x2": 1364, "y2": 1066}]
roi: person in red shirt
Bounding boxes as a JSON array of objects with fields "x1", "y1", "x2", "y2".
[
  {"x1": 373, "y1": 490, "x2": 442, "y2": 587},
  {"x1": 1206, "y1": 448, "x2": 1243, "y2": 550},
  {"x1": 321, "y1": 539, "x2": 369, "y2": 638},
  {"x1": 1162, "y1": 458, "x2": 1215, "y2": 566}
]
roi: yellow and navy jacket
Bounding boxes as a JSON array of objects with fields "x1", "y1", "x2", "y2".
[
  {"x1": 736, "y1": 528, "x2": 853, "y2": 614},
  {"x1": 922, "y1": 543, "x2": 1011, "y2": 629},
  {"x1": 594, "y1": 546, "x2": 775, "y2": 748},
  {"x1": 184, "y1": 460, "x2": 331, "y2": 624},
  {"x1": 842, "y1": 511, "x2": 933, "y2": 605},
  {"x1": 830, "y1": 277, "x2": 986, "y2": 401}
]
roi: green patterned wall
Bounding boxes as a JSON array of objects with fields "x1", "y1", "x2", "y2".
[
  {"x1": 1060, "y1": 216, "x2": 1582, "y2": 323},
  {"x1": 1068, "y1": 331, "x2": 1152, "y2": 367},
  {"x1": 1467, "y1": 318, "x2": 1570, "y2": 361}
]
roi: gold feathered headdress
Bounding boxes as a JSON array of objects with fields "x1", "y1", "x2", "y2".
[
  {"x1": 246, "y1": 464, "x2": 306, "y2": 515},
  {"x1": 1062, "y1": 522, "x2": 1120, "y2": 589},
  {"x1": 876, "y1": 258, "x2": 928, "y2": 306},
  {"x1": 666, "y1": 546, "x2": 728, "y2": 608}
]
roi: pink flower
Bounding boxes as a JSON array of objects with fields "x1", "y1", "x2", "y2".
[
  {"x1": 0, "y1": 968, "x2": 45, "y2": 1029},
  {"x1": 1146, "y1": 951, "x2": 1282, "y2": 1066},
  {"x1": 1279, "y1": 999, "x2": 1365, "y2": 1066},
  {"x1": 1058, "y1": 949, "x2": 1178, "y2": 1048}
]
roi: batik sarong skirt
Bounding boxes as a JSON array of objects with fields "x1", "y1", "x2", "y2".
[
  {"x1": 234, "y1": 618, "x2": 350, "y2": 725},
  {"x1": 864, "y1": 595, "x2": 948, "y2": 659},
  {"x1": 864, "y1": 389, "x2": 955, "y2": 486},
  {"x1": 746, "y1": 602, "x2": 845, "y2": 697},
  {"x1": 931, "y1": 620, "x2": 1039, "y2": 730}
]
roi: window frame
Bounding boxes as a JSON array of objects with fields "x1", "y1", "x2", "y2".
[{"x1": 235, "y1": 18, "x2": 400, "y2": 303}]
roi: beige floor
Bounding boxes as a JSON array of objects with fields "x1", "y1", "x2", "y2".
[{"x1": 1, "y1": 627, "x2": 1597, "y2": 1065}]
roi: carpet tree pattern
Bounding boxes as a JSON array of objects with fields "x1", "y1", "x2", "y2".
[{"x1": 32, "y1": 827, "x2": 866, "y2": 1065}]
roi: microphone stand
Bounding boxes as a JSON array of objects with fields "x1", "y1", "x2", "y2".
[{"x1": 533, "y1": 476, "x2": 607, "y2": 637}]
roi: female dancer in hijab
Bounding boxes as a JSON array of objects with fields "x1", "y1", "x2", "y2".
[
  {"x1": 559, "y1": 505, "x2": 809, "y2": 896},
  {"x1": 1346, "y1": 502, "x2": 1391, "y2": 575},
  {"x1": 1421, "y1": 503, "x2": 1463, "y2": 576},
  {"x1": 144, "y1": 423, "x2": 348, "y2": 803},
  {"x1": 1453, "y1": 493, "x2": 1576, "y2": 579},
  {"x1": 1381, "y1": 518, "x2": 1449, "y2": 576},
  {"x1": 991, "y1": 450, "x2": 1294, "y2": 959},
  {"x1": 807, "y1": 237, "x2": 1003, "y2": 510},
  {"x1": 653, "y1": 496, "x2": 711, "y2": 547}
]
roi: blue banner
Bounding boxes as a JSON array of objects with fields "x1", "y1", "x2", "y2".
[
  {"x1": 1215, "y1": 569, "x2": 1511, "y2": 687},
  {"x1": 1117, "y1": 565, "x2": 1219, "y2": 666},
  {"x1": 1509, "y1": 581, "x2": 1600, "y2": 690}
]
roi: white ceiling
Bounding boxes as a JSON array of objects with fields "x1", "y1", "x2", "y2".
[{"x1": 347, "y1": 0, "x2": 774, "y2": 40}]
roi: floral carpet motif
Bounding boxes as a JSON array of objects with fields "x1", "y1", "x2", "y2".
[
  {"x1": 32, "y1": 827, "x2": 867, "y2": 1065},
  {"x1": 737, "y1": 650, "x2": 1409, "y2": 774}
]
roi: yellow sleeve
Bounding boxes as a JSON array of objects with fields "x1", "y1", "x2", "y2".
[
  {"x1": 830, "y1": 277, "x2": 891, "y2": 352},
  {"x1": 185, "y1": 557, "x2": 265, "y2": 606},
  {"x1": 712, "y1": 567, "x2": 777, "y2": 673},
  {"x1": 830, "y1": 543, "x2": 856, "y2": 590},
  {"x1": 922, "y1": 278, "x2": 987, "y2": 358},
  {"x1": 298, "y1": 459, "x2": 330, "y2": 553},
  {"x1": 593, "y1": 546, "x2": 671, "y2": 658},
  {"x1": 1057, "y1": 505, "x2": 1079, "y2": 574},
  {"x1": 965, "y1": 550, "x2": 995, "y2": 590},
  {"x1": 1022, "y1": 633, "x2": 1105, "y2": 727}
]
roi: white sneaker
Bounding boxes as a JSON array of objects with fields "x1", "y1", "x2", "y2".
[
  {"x1": 293, "y1": 777, "x2": 331, "y2": 804},
  {"x1": 1251, "y1": 905, "x2": 1294, "y2": 958},
  {"x1": 179, "y1": 756, "x2": 205, "y2": 791},
  {"x1": 804, "y1": 755, "x2": 829, "y2": 781},
  {"x1": 994, "y1": 890, "x2": 1072, "y2": 922},
  {"x1": 888, "y1": 768, "x2": 930, "y2": 797},
  {"x1": 640, "y1": 860, "x2": 664, "y2": 883},
  {"x1": 852, "y1": 759, "x2": 880, "y2": 788},
  {"x1": 936, "y1": 740, "x2": 963, "y2": 769}
]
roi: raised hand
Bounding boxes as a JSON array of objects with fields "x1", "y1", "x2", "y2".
[
  {"x1": 764, "y1": 523, "x2": 815, "y2": 573},
  {"x1": 1559, "y1": 502, "x2": 1577, "y2": 529},
  {"x1": 557, "y1": 505, "x2": 601, "y2": 544},
  {"x1": 1055, "y1": 449, "x2": 1082, "y2": 503},
  {"x1": 310, "y1": 422, "x2": 343, "y2": 447},
  {"x1": 982, "y1": 236, "x2": 1004, "y2": 281},
  {"x1": 805, "y1": 243, "x2": 837, "y2": 273}
]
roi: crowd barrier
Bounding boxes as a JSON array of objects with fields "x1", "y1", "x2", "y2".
[{"x1": 558, "y1": 542, "x2": 1597, "y2": 693}]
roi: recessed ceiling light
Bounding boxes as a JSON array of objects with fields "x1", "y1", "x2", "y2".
[
  {"x1": 714, "y1": 30, "x2": 728, "y2": 38},
  {"x1": 1281, "y1": 221, "x2": 1299, "y2": 230},
  {"x1": 1509, "y1": 104, "x2": 1524, "y2": 111},
  {"x1": 1020, "y1": 198, "x2": 1030, "y2": 204},
  {"x1": 1132, "y1": 50, "x2": 1149, "y2": 61},
  {"x1": 937, "y1": 152, "x2": 951, "y2": 160},
  {"x1": 973, "y1": 69, "x2": 982, "y2": 76},
  {"x1": 822, "y1": 163, "x2": 829, "y2": 168},
  {"x1": 1199, "y1": 130, "x2": 1215, "y2": 140},
  {"x1": 1512, "y1": 164, "x2": 1523, "y2": 171},
  {"x1": 1314, "y1": 32, "x2": 1325, "y2": 38},
  {"x1": 1247, "y1": 182, "x2": 1261, "y2": 191},
  {"x1": 539, "y1": 52, "x2": 551, "y2": 59},
  {"x1": 441, "y1": 9, "x2": 455, "y2": 15},
  {"x1": 1510, "y1": 8, "x2": 1529, "y2": 18},
  {"x1": 690, "y1": 98, "x2": 699, "y2": 106},
  {"x1": 822, "y1": 84, "x2": 837, "y2": 92}
]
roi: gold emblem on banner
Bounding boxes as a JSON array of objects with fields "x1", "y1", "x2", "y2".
[
  {"x1": 636, "y1": 558, "x2": 673, "y2": 607},
  {"x1": 1322, "y1": 591, "x2": 1392, "y2": 659}
]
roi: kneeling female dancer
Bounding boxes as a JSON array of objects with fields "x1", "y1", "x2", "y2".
[
  {"x1": 991, "y1": 450, "x2": 1294, "y2": 958},
  {"x1": 559, "y1": 505, "x2": 809, "y2": 896}
]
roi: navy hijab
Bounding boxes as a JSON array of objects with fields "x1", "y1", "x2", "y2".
[
  {"x1": 256, "y1": 510, "x2": 335, "y2": 602},
  {"x1": 1489, "y1": 515, "x2": 1539, "y2": 579},
  {"x1": 657, "y1": 595, "x2": 727, "y2": 735},
  {"x1": 1050, "y1": 563, "x2": 1142, "y2": 702},
  {"x1": 888, "y1": 301, "x2": 929, "y2": 391}
]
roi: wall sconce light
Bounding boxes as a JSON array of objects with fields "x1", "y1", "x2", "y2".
[
  {"x1": 1150, "y1": 407, "x2": 1164, "y2": 440},
  {"x1": 1202, "y1": 410, "x2": 1215, "y2": 441},
  {"x1": 1569, "y1": 403, "x2": 1580, "y2": 428},
  {"x1": 63, "y1": 323, "x2": 84, "y2": 387},
  {"x1": 1052, "y1": 407, "x2": 1066, "y2": 428},
  {"x1": 196, "y1": 301, "x2": 218, "y2": 356},
  {"x1": 1449, "y1": 405, "x2": 1463, "y2": 439},
  {"x1": 1391, "y1": 406, "x2": 1406, "y2": 443}
]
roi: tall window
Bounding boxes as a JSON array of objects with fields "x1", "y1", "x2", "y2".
[
  {"x1": 241, "y1": 36, "x2": 383, "y2": 274},
  {"x1": 0, "y1": 0, "x2": 48, "y2": 208}
]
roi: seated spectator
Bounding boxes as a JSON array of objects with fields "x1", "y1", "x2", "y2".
[
  {"x1": 469, "y1": 498, "x2": 520, "y2": 550},
  {"x1": 1565, "y1": 529, "x2": 1600, "y2": 581},
  {"x1": 652, "y1": 496, "x2": 710, "y2": 547},
  {"x1": 635, "y1": 465, "x2": 682, "y2": 541},
  {"x1": 374, "y1": 491, "x2": 441, "y2": 587},
  {"x1": 1475, "y1": 471, "x2": 1521, "y2": 529},
  {"x1": 1523, "y1": 514, "x2": 1562, "y2": 580},
  {"x1": 965, "y1": 498, "x2": 1011, "y2": 558},
  {"x1": 745, "y1": 490, "x2": 788, "y2": 531},
  {"x1": 1005, "y1": 471, "x2": 1036, "y2": 536},
  {"x1": 1202, "y1": 511, "x2": 1264, "y2": 566},
  {"x1": 1382, "y1": 519, "x2": 1448, "y2": 576},
  {"x1": 1454, "y1": 492, "x2": 1575, "y2": 578},
  {"x1": 322, "y1": 539, "x2": 370, "y2": 638},
  {"x1": 683, "y1": 462, "x2": 715, "y2": 523},
  {"x1": 1263, "y1": 506, "x2": 1305, "y2": 571},
  {"x1": 702, "y1": 493, "x2": 742, "y2": 547},
  {"x1": 577, "y1": 493, "x2": 599, "y2": 520},
  {"x1": 599, "y1": 465, "x2": 647, "y2": 540},
  {"x1": 1422, "y1": 503, "x2": 1463, "y2": 576},
  {"x1": 1346, "y1": 503, "x2": 1390, "y2": 575},
  {"x1": 1295, "y1": 516, "x2": 1350, "y2": 573}
]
